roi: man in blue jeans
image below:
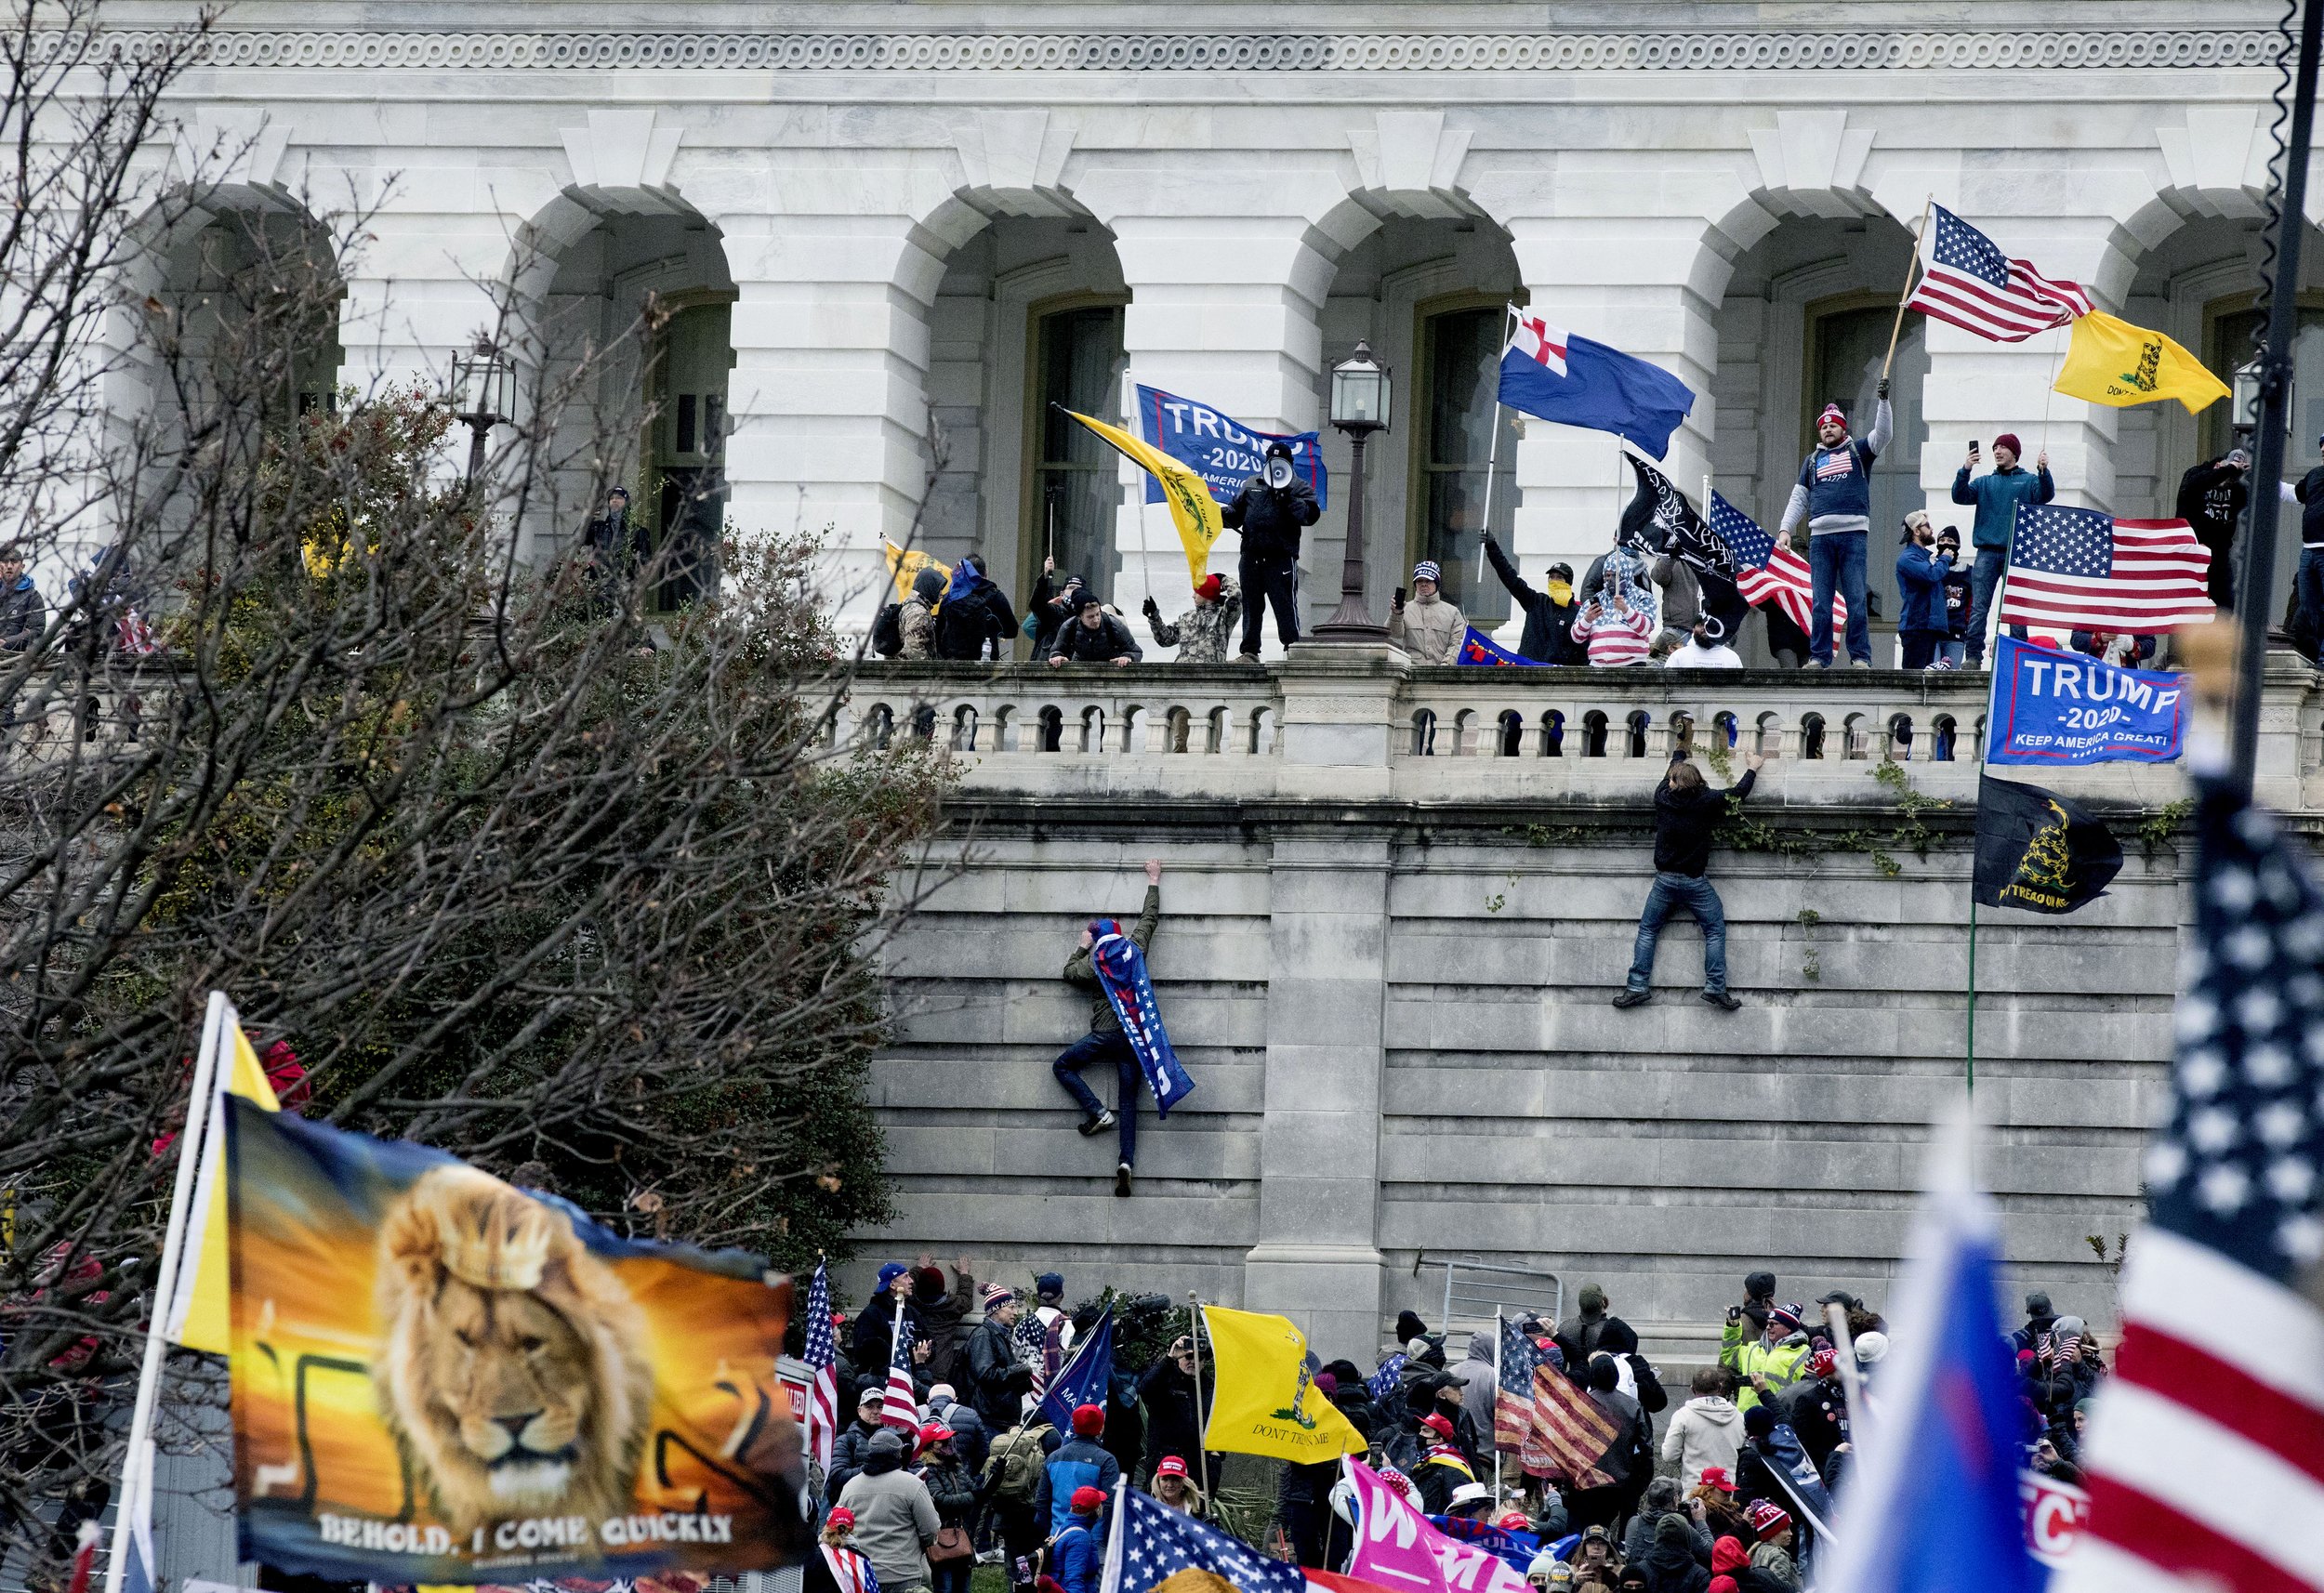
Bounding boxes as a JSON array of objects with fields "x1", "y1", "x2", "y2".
[
  {"x1": 1776, "y1": 385, "x2": 1891, "y2": 667},
  {"x1": 1052, "y1": 858, "x2": 1161, "y2": 1196},
  {"x1": 1949, "y1": 432, "x2": 2053, "y2": 667},
  {"x1": 1614, "y1": 748, "x2": 1769, "y2": 1010},
  {"x1": 2294, "y1": 434, "x2": 2324, "y2": 660}
]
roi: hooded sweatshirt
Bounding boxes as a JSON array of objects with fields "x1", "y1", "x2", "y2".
[
  {"x1": 835, "y1": 1434, "x2": 941, "y2": 1589},
  {"x1": 1661, "y1": 1393, "x2": 1744, "y2": 1489},
  {"x1": 1450, "y1": 1333, "x2": 1499, "y2": 1436},
  {"x1": 1637, "y1": 1514, "x2": 1710, "y2": 1593}
]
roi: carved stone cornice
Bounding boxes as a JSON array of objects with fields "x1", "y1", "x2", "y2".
[{"x1": 120, "y1": 27, "x2": 2279, "y2": 73}]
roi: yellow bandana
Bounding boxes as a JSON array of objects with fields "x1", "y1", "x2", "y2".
[{"x1": 1547, "y1": 580, "x2": 1574, "y2": 606}]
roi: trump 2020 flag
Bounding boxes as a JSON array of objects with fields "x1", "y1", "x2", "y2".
[
  {"x1": 1497, "y1": 306, "x2": 1697, "y2": 461},
  {"x1": 1037, "y1": 1308, "x2": 1115, "y2": 1433},
  {"x1": 1817, "y1": 1112, "x2": 2046, "y2": 1593},
  {"x1": 1090, "y1": 928, "x2": 1194, "y2": 1116},
  {"x1": 1135, "y1": 383, "x2": 1327, "y2": 510}
]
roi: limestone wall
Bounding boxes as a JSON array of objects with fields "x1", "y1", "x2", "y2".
[{"x1": 845, "y1": 652, "x2": 2320, "y2": 1363}]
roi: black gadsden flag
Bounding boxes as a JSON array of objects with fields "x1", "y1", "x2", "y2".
[{"x1": 1974, "y1": 775, "x2": 2123, "y2": 915}]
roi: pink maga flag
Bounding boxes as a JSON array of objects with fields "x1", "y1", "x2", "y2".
[{"x1": 1342, "y1": 1458, "x2": 1531, "y2": 1593}]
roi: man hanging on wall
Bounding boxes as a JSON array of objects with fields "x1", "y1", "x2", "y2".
[
  {"x1": 1224, "y1": 440, "x2": 1319, "y2": 662},
  {"x1": 1051, "y1": 859, "x2": 1170, "y2": 1197}
]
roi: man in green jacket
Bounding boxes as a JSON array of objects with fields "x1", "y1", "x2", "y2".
[
  {"x1": 1052, "y1": 859, "x2": 1162, "y2": 1196},
  {"x1": 1948, "y1": 432, "x2": 2053, "y2": 668},
  {"x1": 1717, "y1": 1302, "x2": 1811, "y2": 1412}
]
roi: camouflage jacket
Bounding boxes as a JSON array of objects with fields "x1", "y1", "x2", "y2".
[{"x1": 1147, "y1": 579, "x2": 1243, "y2": 663}]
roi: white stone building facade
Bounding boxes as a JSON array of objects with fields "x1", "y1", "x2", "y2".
[{"x1": 114, "y1": 2, "x2": 2318, "y2": 655}]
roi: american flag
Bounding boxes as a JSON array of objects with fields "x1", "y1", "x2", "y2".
[
  {"x1": 1517, "y1": 1363, "x2": 1618, "y2": 1488},
  {"x1": 1998, "y1": 506, "x2": 2214, "y2": 633},
  {"x1": 1905, "y1": 204, "x2": 2093, "y2": 343},
  {"x1": 2053, "y1": 794, "x2": 2324, "y2": 1593},
  {"x1": 1366, "y1": 1351, "x2": 1407, "y2": 1405},
  {"x1": 1100, "y1": 1482, "x2": 1311, "y2": 1593},
  {"x1": 1493, "y1": 1315, "x2": 1546, "y2": 1451},
  {"x1": 879, "y1": 1301, "x2": 919, "y2": 1429},
  {"x1": 1710, "y1": 491, "x2": 1848, "y2": 639},
  {"x1": 803, "y1": 1259, "x2": 840, "y2": 1472}
]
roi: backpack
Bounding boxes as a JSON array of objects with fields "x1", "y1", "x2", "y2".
[
  {"x1": 936, "y1": 586, "x2": 992, "y2": 660},
  {"x1": 870, "y1": 600, "x2": 905, "y2": 657},
  {"x1": 988, "y1": 1421, "x2": 1050, "y2": 1505}
]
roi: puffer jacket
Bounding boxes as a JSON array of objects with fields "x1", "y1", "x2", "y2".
[{"x1": 1390, "y1": 592, "x2": 1466, "y2": 665}]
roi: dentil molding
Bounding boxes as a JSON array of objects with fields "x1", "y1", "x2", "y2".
[{"x1": 90, "y1": 28, "x2": 2280, "y2": 73}]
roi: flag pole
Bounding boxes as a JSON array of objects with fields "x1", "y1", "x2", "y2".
[
  {"x1": 1186, "y1": 1291, "x2": 1211, "y2": 1503},
  {"x1": 103, "y1": 991, "x2": 231, "y2": 1593},
  {"x1": 1490, "y1": 1310, "x2": 1503, "y2": 1512},
  {"x1": 1478, "y1": 306, "x2": 1515, "y2": 589},
  {"x1": 1880, "y1": 197, "x2": 1934, "y2": 382},
  {"x1": 2230, "y1": 0, "x2": 2324, "y2": 800}
]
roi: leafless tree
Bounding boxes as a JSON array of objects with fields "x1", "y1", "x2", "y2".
[{"x1": 0, "y1": 1, "x2": 955, "y2": 1575}]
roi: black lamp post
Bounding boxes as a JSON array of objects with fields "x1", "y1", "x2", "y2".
[
  {"x1": 450, "y1": 339, "x2": 516, "y2": 483},
  {"x1": 1311, "y1": 340, "x2": 1392, "y2": 641}
]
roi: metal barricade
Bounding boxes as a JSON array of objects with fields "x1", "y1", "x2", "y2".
[{"x1": 1411, "y1": 1252, "x2": 1563, "y2": 1341}]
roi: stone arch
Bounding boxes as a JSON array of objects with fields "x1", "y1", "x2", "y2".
[{"x1": 502, "y1": 172, "x2": 736, "y2": 588}]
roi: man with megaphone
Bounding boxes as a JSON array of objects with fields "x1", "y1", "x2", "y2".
[{"x1": 1222, "y1": 440, "x2": 1319, "y2": 663}]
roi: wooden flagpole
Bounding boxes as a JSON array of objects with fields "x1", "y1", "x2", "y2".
[{"x1": 1881, "y1": 197, "x2": 1935, "y2": 382}]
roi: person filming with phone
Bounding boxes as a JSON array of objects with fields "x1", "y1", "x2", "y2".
[
  {"x1": 1223, "y1": 440, "x2": 1319, "y2": 662},
  {"x1": 1949, "y1": 431, "x2": 2053, "y2": 668}
]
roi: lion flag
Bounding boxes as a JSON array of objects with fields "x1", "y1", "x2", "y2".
[
  {"x1": 2053, "y1": 311, "x2": 2229, "y2": 414},
  {"x1": 224, "y1": 1098, "x2": 812, "y2": 1585},
  {"x1": 1061, "y1": 406, "x2": 1225, "y2": 585},
  {"x1": 1199, "y1": 1305, "x2": 1367, "y2": 1463}
]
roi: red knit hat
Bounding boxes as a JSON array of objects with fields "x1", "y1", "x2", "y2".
[
  {"x1": 1070, "y1": 1485, "x2": 1106, "y2": 1514},
  {"x1": 1747, "y1": 1500, "x2": 1792, "y2": 1541},
  {"x1": 1816, "y1": 402, "x2": 1848, "y2": 431},
  {"x1": 1993, "y1": 431, "x2": 2023, "y2": 457},
  {"x1": 1195, "y1": 573, "x2": 1223, "y2": 601},
  {"x1": 1071, "y1": 1402, "x2": 1105, "y2": 1436}
]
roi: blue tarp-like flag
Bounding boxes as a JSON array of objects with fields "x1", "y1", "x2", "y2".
[
  {"x1": 1134, "y1": 383, "x2": 1328, "y2": 510},
  {"x1": 1458, "y1": 625, "x2": 1548, "y2": 666},
  {"x1": 1037, "y1": 1307, "x2": 1115, "y2": 1433},
  {"x1": 1497, "y1": 306, "x2": 1697, "y2": 461},
  {"x1": 1818, "y1": 1113, "x2": 2046, "y2": 1593},
  {"x1": 1091, "y1": 931, "x2": 1195, "y2": 1116}
]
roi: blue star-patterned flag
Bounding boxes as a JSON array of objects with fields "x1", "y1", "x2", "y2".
[
  {"x1": 2145, "y1": 795, "x2": 2324, "y2": 1274},
  {"x1": 2009, "y1": 504, "x2": 2114, "y2": 577},
  {"x1": 1459, "y1": 625, "x2": 1547, "y2": 666},
  {"x1": 1037, "y1": 1308, "x2": 1115, "y2": 1434},
  {"x1": 1366, "y1": 1352, "x2": 1407, "y2": 1405},
  {"x1": 1931, "y1": 204, "x2": 2012, "y2": 288},
  {"x1": 1709, "y1": 492, "x2": 1776, "y2": 571},
  {"x1": 1099, "y1": 1483, "x2": 1312, "y2": 1593}
]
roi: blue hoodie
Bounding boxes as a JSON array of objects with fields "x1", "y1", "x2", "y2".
[
  {"x1": 1050, "y1": 1518, "x2": 1103, "y2": 1593},
  {"x1": 1037, "y1": 1435, "x2": 1119, "y2": 1536},
  {"x1": 1950, "y1": 461, "x2": 2056, "y2": 552}
]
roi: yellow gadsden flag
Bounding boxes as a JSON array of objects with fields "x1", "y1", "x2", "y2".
[
  {"x1": 883, "y1": 540, "x2": 951, "y2": 603},
  {"x1": 1200, "y1": 1305, "x2": 1367, "y2": 1462},
  {"x1": 2053, "y1": 311, "x2": 2230, "y2": 414},
  {"x1": 1061, "y1": 407, "x2": 1224, "y2": 586},
  {"x1": 168, "y1": 1011, "x2": 282, "y2": 1354}
]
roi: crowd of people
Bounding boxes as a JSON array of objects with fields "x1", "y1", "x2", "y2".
[
  {"x1": 802, "y1": 1260, "x2": 2106, "y2": 1593},
  {"x1": 856, "y1": 390, "x2": 2319, "y2": 675}
]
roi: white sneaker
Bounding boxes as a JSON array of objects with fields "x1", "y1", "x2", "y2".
[{"x1": 1850, "y1": 659, "x2": 1872, "y2": 669}]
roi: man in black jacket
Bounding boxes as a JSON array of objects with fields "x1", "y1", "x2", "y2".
[
  {"x1": 935, "y1": 555, "x2": 1020, "y2": 660},
  {"x1": 2176, "y1": 450, "x2": 2251, "y2": 611},
  {"x1": 1047, "y1": 590, "x2": 1142, "y2": 666},
  {"x1": 1136, "y1": 1334, "x2": 1207, "y2": 1481},
  {"x1": 1614, "y1": 748, "x2": 1768, "y2": 1011},
  {"x1": 1482, "y1": 533, "x2": 1583, "y2": 664},
  {"x1": 966, "y1": 1284, "x2": 1030, "y2": 1431},
  {"x1": 1222, "y1": 440, "x2": 1320, "y2": 661}
]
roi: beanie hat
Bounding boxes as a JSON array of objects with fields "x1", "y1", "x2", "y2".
[
  {"x1": 1746, "y1": 1500, "x2": 1791, "y2": 1540},
  {"x1": 1395, "y1": 1310, "x2": 1429, "y2": 1341},
  {"x1": 1656, "y1": 1515, "x2": 1691, "y2": 1546},
  {"x1": 1070, "y1": 1485, "x2": 1105, "y2": 1515},
  {"x1": 1071, "y1": 1402, "x2": 1105, "y2": 1436},
  {"x1": 1419, "y1": 1412, "x2": 1457, "y2": 1442},
  {"x1": 1855, "y1": 1330, "x2": 1890, "y2": 1364},
  {"x1": 1314, "y1": 1372, "x2": 1339, "y2": 1397},
  {"x1": 1411, "y1": 560, "x2": 1442, "y2": 584},
  {"x1": 1993, "y1": 431, "x2": 2024, "y2": 457},
  {"x1": 1744, "y1": 1404, "x2": 1776, "y2": 1439},
  {"x1": 1526, "y1": 1550, "x2": 1563, "y2": 1578},
  {"x1": 982, "y1": 1283, "x2": 1015, "y2": 1310},
  {"x1": 929, "y1": 1383, "x2": 956, "y2": 1404},
  {"x1": 1804, "y1": 1348, "x2": 1837, "y2": 1379},
  {"x1": 1587, "y1": 1357, "x2": 1620, "y2": 1393},
  {"x1": 867, "y1": 1428, "x2": 905, "y2": 1459},
  {"x1": 1769, "y1": 1303, "x2": 1805, "y2": 1334},
  {"x1": 1195, "y1": 573, "x2": 1223, "y2": 601},
  {"x1": 876, "y1": 1261, "x2": 910, "y2": 1293},
  {"x1": 1578, "y1": 1284, "x2": 1607, "y2": 1312},
  {"x1": 1545, "y1": 1569, "x2": 1574, "y2": 1590},
  {"x1": 1155, "y1": 1455, "x2": 1188, "y2": 1479},
  {"x1": 1075, "y1": 588, "x2": 1105, "y2": 612},
  {"x1": 2054, "y1": 1315, "x2": 2087, "y2": 1339},
  {"x1": 827, "y1": 1507, "x2": 856, "y2": 1532},
  {"x1": 1697, "y1": 1466, "x2": 1737, "y2": 1494},
  {"x1": 1744, "y1": 1270, "x2": 1776, "y2": 1299},
  {"x1": 1816, "y1": 402, "x2": 1848, "y2": 430}
]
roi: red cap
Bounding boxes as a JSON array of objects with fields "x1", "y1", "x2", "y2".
[
  {"x1": 918, "y1": 1423, "x2": 951, "y2": 1450},
  {"x1": 1195, "y1": 573, "x2": 1223, "y2": 601},
  {"x1": 1420, "y1": 1412, "x2": 1457, "y2": 1441},
  {"x1": 1072, "y1": 1402, "x2": 1105, "y2": 1436},
  {"x1": 1697, "y1": 1467, "x2": 1737, "y2": 1494},
  {"x1": 1495, "y1": 1510, "x2": 1531, "y2": 1532},
  {"x1": 1070, "y1": 1485, "x2": 1106, "y2": 1514},
  {"x1": 1155, "y1": 1456, "x2": 1188, "y2": 1479},
  {"x1": 827, "y1": 1507, "x2": 856, "y2": 1531}
]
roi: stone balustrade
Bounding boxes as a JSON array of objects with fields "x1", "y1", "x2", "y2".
[{"x1": 847, "y1": 646, "x2": 2324, "y2": 813}]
